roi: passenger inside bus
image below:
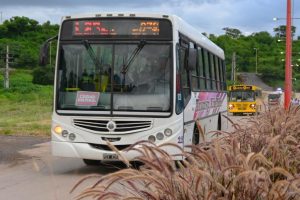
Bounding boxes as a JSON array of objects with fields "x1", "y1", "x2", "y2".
[
  {"x1": 80, "y1": 68, "x2": 95, "y2": 91},
  {"x1": 93, "y1": 65, "x2": 110, "y2": 92}
]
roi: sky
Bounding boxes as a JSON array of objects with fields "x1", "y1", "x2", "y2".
[{"x1": 0, "y1": 0, "x2": 299, "y2": 36}]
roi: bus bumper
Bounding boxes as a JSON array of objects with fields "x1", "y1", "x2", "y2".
[
  {"x1": 52, "y1": 141, "x2": 183, "y2": 161},
  {"x1": 228, "y1": 110, "x2": 256, "y2": 114},
  {"x1": 52, "y1": 141, "x2": 140, "y2": 161}
]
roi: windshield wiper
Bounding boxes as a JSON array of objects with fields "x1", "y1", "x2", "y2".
[
  {"x1": 121, "y1": 40, "x2": 146, "y2": 75},
  {"x1": 120, "y1": 40, "x2": 146, "y2": 92},
  {"x1": 83, "y1": 40, "x2": 102, "y2": 71}
]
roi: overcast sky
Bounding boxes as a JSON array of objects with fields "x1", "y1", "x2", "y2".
[{"x1": 1, "y1": 0, "x2": 299, "y2": 36}]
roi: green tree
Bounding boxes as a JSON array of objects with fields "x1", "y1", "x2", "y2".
[
  {"x1": 222, "y1": 27, "x2": 243, "y2": 39},
  {"x1": 273, "y1": 25, "x2": 296, "y2": 38},
  {"x1": 3, "y1": 16, "x2": 39, "y2": 37},
  {"x1": 0, "y1": 16, "x2": 58, "y2": 71}
]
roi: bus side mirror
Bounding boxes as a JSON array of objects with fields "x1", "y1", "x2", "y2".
[
  {"x1": 39, "y1": 42, "x2": 50, "y2": 66},
  {"x1": 39, "y1": 35, "x2": 58, "y2": 66},
  {"x1": 186, "y1": 48, "x2": 197, "y2": 70}
]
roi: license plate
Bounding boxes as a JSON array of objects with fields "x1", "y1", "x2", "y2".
[{"x1": 103, "y1": 153, "x2": 118, "y2": 160}]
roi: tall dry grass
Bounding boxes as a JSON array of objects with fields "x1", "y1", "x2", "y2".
[{"x1": 71, "y1": 106, "x2": 300, "y2": 200}]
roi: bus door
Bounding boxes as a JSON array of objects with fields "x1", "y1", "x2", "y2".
[{"x1": 177, "y1": 38, "x2": 197, "y2": 151}]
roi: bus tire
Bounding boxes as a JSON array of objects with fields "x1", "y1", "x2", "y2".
[
  {"x1": 130, "y1": 161, "x2": 143, "y2": 169},
  {"x1": 217, "y1": 113, "x2": 222, "y2": 131},
  {"x1": 83, "y1": 159, "x2": 101, "y2": 166},
  {"x1": 192, "y1": 126, "x2": 200, "y2": 145}
]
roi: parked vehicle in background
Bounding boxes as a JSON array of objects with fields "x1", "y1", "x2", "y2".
[
  {"x1": 39, "y1": 13, "x2": 228, "y2": 165},
  {"x1": 228, "y1": 85, "x2": 262, "y2": 115},
  {"x1": 276, "y1": 87, "x2": 283, "y2": 94},
  {"x1": 268, "y1": 93, "x2": 281, "y2": 106}
]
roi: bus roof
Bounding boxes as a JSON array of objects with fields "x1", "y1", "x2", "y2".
[
  {"x1": 61, "y1": 12, "x2": 224, "y2": 59},
  {"x1": 170, "y1": 15, "x2": 224, "y2": 59}
]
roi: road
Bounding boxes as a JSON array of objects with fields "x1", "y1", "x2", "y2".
[
  {"x1": 238, "y1": 72, "x2": 273, "y2": 91},
  {"x1": 0, "y1": 115, "x2": 249, "y2": 200},
  {"x1": 0, "y1": 136, "x2": 129, "y2": 200}
]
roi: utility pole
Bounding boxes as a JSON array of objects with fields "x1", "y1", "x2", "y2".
[
  {"x1": 254, "y1": 48, "x2": 258, "y2": 74},
  {"x1": 4, "y1": 45, "x2": 10, "y2": 89},
  {"x1": 284, "y1": 0, "x2": 292, "y2": 109},
  {"x1": 231, "y1": 52, "x2": 236, "y2": 84},
  {"x1": 49, "y1": 41, "x2": 52, "y2": 67}
]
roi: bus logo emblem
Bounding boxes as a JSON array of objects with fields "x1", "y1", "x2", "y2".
[{"x1": 107, "y1": 121, "x2": 116, "y2": 131}]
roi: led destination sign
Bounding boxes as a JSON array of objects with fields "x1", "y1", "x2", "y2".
[
  {"x1": 60, "y1": 18, "x2": 172, "y2": 40},
  {"x1": 73, "y1": 20, "x2": 160, "y2": 36}
]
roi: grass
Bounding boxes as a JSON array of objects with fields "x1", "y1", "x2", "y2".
[
  {"x1": 0, "y1": 69, "x2": 53, "y2": 136},
  {"x1": 71, "y1": 105, "x2": 300, "y2": 200}
]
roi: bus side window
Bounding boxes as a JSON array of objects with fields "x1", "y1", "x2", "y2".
[
  {"x1": 197, "y1": 47, "x2": 206, "y2": 90},
  {"x1": 203, "y1": 49, "x2": 211, "y2": 90},
  {"x1": 218, "y1": 58, "x2": 224, "y2": 91},
  {"x1": 214, "y1": 55, "x2": 220, "y2": 91},
  {"x1": 209, "y1": 52, "x2": 216, "y2": 91},
  {"x1": 191, "y1": 50, "x2": 199, "y2": 91},
  {"x1": 222, "y1": 60, "x2": 227, "y2": 91}
]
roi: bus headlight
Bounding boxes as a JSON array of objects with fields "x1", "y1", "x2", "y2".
[
  {"x1": 164, "y1": 128, "x2": 172, "y2": 137},
  {"x1": 54, "y1": 126, "x2": 62, "y2": 135},
  {"x1": 228, "y1": 104, "x2": 234, "y2": 110},
  {"x1": 250, "y1": 104, "x2": 256, "y2": 109}
]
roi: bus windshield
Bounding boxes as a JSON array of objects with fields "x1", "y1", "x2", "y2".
[
  {"x1": 268, "y1": 94, "x2": 280, "y2": 100},
  {"x1": 229, "y1": 90, "x2": 255, "y2": 102},
  {"x1": 57, "y1": 43, "x2": 171, "y2": 112}
]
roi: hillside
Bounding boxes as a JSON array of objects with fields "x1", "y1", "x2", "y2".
[{"x1": 238, "y1": 72, "x2": 273, "y2": 91}]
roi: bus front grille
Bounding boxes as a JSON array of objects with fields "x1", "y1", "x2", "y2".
[
  {"x1": 236, "y1": 104, "x2": 247, "y2": 110},
  {"x1": 73, "y1": 119, "x2": 152, "y2": 133}
]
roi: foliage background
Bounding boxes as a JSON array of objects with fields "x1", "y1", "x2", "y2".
[
  {"x1": 0, "y1": 16, "x2": 299, "y2": 89},
  {"x1": 209, "y1": 27, "x2": 300, "y2": 90}
]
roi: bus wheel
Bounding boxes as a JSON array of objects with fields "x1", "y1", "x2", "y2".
[
  {"x1": 130, "y1": 161, "x2": 144, "y2": 169},
  {"x1": 192, "y1": 127, "x2": 200, "y2": 145},
  {"x1": 217, "y1": 113, "x2": 222, "y2": 131},
  {"x1": 83, "y1": 159, "x2": 101, "y2": 166}
]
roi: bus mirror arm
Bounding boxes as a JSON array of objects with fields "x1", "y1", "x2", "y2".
[
  {"x1": 186, "y1": 48, "x2": 197, "y2": 71},
  {"x1": 39, "y1": 35, "x2": 58, "y2": 66}
]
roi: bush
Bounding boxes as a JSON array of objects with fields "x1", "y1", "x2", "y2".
[
  {"x1": 32, "y1": 66, "x2": 54, "y2": 85},
  {"x1": 71, "y1": 106, "x2": 300, "y2": 200}
]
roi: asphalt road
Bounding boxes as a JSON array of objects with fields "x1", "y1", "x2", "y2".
[
  {"x1": 0, "y1": 136, "x2": 130, "y2": 199},
  {"x1": 0, "y1": 136, "x2": 49, "y2": 165},
  {"x1": 238, "y1": 72, "x2": 273, "y2": 91},
  {"x1": 0, "y1": 115, "x2": 248, "y2": 200}
]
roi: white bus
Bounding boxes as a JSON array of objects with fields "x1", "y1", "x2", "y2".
[{"x1": 40, "y1": 13, "x2": 227, "y2": 165}]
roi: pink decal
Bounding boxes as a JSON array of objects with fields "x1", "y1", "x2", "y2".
[
  {"x1": 194, "y1": 92, "x2": 226, "y2": 120},
  {"x1": 76, "y1": 91, "x2": 100, "y2": 106}
]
